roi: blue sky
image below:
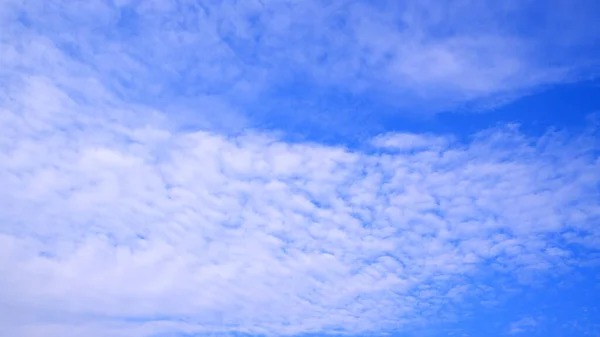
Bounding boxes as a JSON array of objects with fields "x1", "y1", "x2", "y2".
[{"x1": 1, "y1": 1, "x2": 599, "y2": 337}]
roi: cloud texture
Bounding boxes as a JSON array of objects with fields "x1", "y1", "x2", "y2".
[
  {"x1": 1, "y1": 75, "x2": 599, "y2": 336},
  {"x1": 1, "y1": 1, "x2": 600, "y2": 337},
  {"x1": 2, "y1": 0, "x2": 600, "y2": 113}
]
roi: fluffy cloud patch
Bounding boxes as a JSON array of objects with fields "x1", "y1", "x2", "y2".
[{"x1": 0, "y1": 76, "x2": 599, "y2": 336}]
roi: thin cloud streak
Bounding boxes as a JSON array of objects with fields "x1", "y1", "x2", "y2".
[{"x1": 2, "y1": 0, "x2": 599, "y2": 113}]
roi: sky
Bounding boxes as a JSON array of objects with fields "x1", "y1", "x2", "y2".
[{"x1": 1, "y1": 1, "x2": 600, "y2": 337}]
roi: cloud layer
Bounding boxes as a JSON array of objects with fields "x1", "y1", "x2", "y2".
[
  {"x1": 3, "y1": 0, "x2": 600, "y2": 114},
  {"x1": 1, "y1": 1, "x2": 600, "y2": 336},
  {"x1": 1, "y1": 75, "x2": 599, "y2": 336}
]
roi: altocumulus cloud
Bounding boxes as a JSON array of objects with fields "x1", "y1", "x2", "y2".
[
  {"x1": 0, "y1": 75, "x2": 599, "y2": 337},
  {"x1": 1, "y1": 1, "x2": 600, "y2": 337}
]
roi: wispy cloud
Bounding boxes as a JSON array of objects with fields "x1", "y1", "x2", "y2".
[
  {"x1": 371, "y1": 132, "x2": 452, "y2": 151},
  {"x1": 508, "y1": 316, "x2": 540, "y2": 335},
  {"x1": 2, "y1": 0, "x2": 599, "y2": 115}
]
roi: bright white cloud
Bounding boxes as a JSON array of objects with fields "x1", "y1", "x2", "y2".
[{"x1": 0, "y1": 75, "x2": 599, "y2": 336}]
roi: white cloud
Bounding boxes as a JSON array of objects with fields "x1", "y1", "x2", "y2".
[
  {"x1": 371, "y1": 133, "x2": 451, "y2": 151},
  {"x1": 0, "y1": 75, "x2": 599, "y2": 336},
  {"x1": 1, "y1": 1, "x2": 600, "y2": 336},
  {"x1": 508, "y1": 316, "x2": 540, "y2": 335},
  {"x1": 2, "y1": 0, "x2": 599, "y2": 113}
]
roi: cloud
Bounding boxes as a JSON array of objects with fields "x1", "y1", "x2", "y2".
[
  {"x1": 1, "y1": 74, "x2": 599, "y2": 336},
  {"x1": 1, "y1": 1, "x2": 600, "y2": 336},
  {"x1": 371, "y1": 133, "x2": 451, "y2": 151},
  {"x1": 508, "y1": 316, "x2": 540, "y2": 335},
  {"x1": 2, "y1": 0, "x2": 599, "y2": 115}
]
